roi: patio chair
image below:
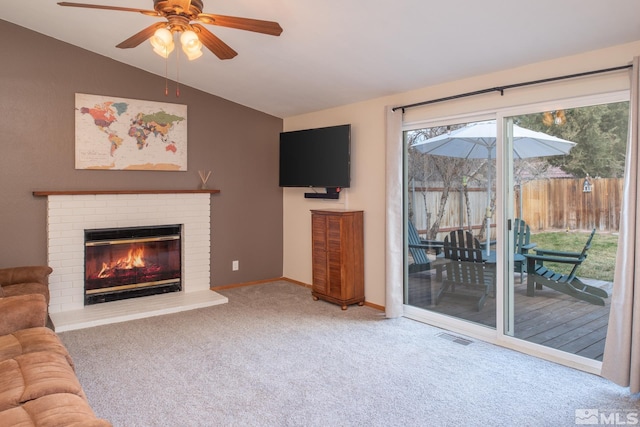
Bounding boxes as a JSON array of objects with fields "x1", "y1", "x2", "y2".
[
  {"x1": 524, "y1": 228, "x2": 608, "y2": 306},
  {"x1": 431, "y1": 228, "x2": 482, "y2": 281},
  {"x1": 442, "y1": 229, "x2": 482, "y2": 260},
  {"x1": 407, "y1": 221, "x2": 443, "y2": 273},
  {"x1": 513, "y1": 218, "x2": 536, "y2": 283},
  {"x1": 436, "y1": 230, "x2": 492, "y2": 311}
]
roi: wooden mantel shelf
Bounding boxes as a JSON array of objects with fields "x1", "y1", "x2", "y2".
[{"x1": 33, "y1": 189, "x2": 220, "y2": 197}]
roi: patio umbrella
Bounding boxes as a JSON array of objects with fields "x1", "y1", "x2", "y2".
[{"x1": 412, "y1": 120, "x2": 576, "y2": 255}]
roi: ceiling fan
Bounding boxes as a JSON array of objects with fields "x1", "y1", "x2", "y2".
[{"x1": 57, "y1": 1, "x2": 283, "y2": 60}]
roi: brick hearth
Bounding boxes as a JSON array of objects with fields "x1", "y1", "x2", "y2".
[{"x1": 40, "y1": 191, "x2": 227, "y2": 331}]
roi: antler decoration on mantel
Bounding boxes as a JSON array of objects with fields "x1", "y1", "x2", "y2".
[{"x1": 198, "y1": 170, "x2": 212, "y2": 189}]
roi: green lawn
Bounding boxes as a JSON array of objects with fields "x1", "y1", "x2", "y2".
[{"x1": 528, "y1": 230, "x2": 618, "y2": 282}]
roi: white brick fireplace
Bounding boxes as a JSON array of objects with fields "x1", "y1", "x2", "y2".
[{"x1": 40, "y1": 191, "x2": 227, "y2": 331}]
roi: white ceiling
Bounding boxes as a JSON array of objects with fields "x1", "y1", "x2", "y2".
[{"x1": 2, "y1": 1, "x2": 640, "y2": 118}]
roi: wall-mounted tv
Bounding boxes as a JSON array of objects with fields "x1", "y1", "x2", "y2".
[{"x1": 279, "y1": 124, "x2": 351, "y2": 199}]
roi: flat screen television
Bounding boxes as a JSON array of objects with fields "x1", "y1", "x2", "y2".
[{"x1": 279, "y1": 124, "x2": 351, "y2": 198}]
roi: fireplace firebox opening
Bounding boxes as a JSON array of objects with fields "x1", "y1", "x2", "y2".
[{"x1": 84, "y1": 224, "x2": 182, "y2": 305}]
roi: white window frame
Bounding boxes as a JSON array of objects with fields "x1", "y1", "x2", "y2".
[{"x1": 402, "y1": 90, "x2": 630, "y2": 374}]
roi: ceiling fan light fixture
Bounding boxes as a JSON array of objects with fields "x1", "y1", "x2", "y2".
[
  {"x1": 153, "y1": 43, "x2": 175, "y2": 58},
  {"x1": 150, "y1": 27, "x2": 175, "y2": 57},
  {"x1": 180, "y1": 30, "x2": 203, "y2": 60},
  {"x1": 180, "y1": 30, "x2": 199, "y2": 49},
  {"x1": 151, "y1": 27, "x2": 173, "y2": 46},
  {"x1": 183, "y1": 46, "x2": 203, "y2": 60},
  {"x1": 542, "y1": 110, "x2": 567, "y2": 126}
]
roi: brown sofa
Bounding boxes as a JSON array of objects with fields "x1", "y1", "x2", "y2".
[
  {"x1": 0, "y1": 266, "x2": 111, "y2": 427},
  {"x1": 0, "y1": 265, "x2": 52, "y2": 303}
]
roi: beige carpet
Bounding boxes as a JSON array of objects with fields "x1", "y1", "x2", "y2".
[{"x1": 59, "y1": 280, "x2": 637, "y2": 426}]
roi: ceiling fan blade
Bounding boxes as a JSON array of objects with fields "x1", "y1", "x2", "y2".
[
  {"x1": 116, "y1": 22, "x2": 168, "y2": 49},
  {"x1": 57, "y1": 2, "x2": 159, "y2": 16},
  {"x1": 192, "y1": 24, "x2": 237, "y2": 60},
  {"x1": 196, "y1": 14, "x2": 283, "y2": 36}
]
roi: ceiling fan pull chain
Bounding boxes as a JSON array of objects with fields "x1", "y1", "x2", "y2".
[
  {"x1": 164, "y1": 53, "x2": 169, "y2": 96},
  {"x1": 176, "y1": 40, "x2": 181, "y2": 97}
]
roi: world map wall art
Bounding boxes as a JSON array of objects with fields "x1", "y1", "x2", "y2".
[{"x1": 75, "y1": 93, "x2": 187, "y2": 171}]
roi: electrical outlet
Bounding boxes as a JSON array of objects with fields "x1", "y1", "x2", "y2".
[{"x1": 232, "y1": 260, "x2": 239, "y2": 271}]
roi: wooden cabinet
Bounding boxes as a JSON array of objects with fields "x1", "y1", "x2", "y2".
[{"x1": 311, "y1": 209, "x2": 364, "y2": 310}]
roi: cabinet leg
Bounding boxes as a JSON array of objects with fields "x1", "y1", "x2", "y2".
[
  {"x1": 357, "y1": 301, "x2": 364, "y2": 306},
  {"x1": 312, "y1": 295, "x2": 319, "y2": 301},
  {"x1": 341, "y1": 305, "x2": 348, "y2": 310}
]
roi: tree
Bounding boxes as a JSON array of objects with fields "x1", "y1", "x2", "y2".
[
  {"x1": 407, "y1": 126, "x2": 486, "y2": 240},
  {"x1": 514, "y1": 102, "x2": 628, "y2": 178},
  {"x1": 406, "y1": 102, "x2": 629, "y2": 242}
]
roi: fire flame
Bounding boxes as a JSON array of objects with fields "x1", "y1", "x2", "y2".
[{"x1": 97, "y1": 246, "x2": 146, "y2": 278}]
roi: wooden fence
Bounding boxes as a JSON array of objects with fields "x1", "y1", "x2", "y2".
[
  {"x1": 409, "y1": 178, "x2": 623, "y2": 239},
  {"x1": 520, "y1": 178, "x2": 623, "y2": 232},
  {"x1": 409, "y1": 186, "x2": 488, "y2": 241}
]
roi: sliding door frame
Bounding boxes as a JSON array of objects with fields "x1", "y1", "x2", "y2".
[
  {"x1": 402, "y1": 90, "x2": 630, "y2": 375},
  {"x1": 403, "y1": 110, "x2": 497, "y2": 343}
]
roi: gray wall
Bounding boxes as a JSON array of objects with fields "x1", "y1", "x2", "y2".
[{"x1": 0, "y1": 19, "x2": 283, "y2": 286}]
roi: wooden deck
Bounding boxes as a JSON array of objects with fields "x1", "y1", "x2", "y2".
[{"x1": 407, "y1": 270, "x2": 611, "y2": 361}]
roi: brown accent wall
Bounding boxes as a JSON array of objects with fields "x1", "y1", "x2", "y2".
[{"x1": 0, "y1": 19, "x2": 283, "y2": 286}]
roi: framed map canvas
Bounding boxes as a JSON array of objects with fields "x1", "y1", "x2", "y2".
[{"x1": 75, "y1": 93, "x2": 187, "y2": 171}]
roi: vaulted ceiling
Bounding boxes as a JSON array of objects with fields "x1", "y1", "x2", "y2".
[{"x1": 2, "y1": 1, "x2": 640, "y2": 118}]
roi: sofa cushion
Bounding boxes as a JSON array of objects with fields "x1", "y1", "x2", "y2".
[
  {"x1": 0, "y1": 351, "x2": 84, "y2": 412},
  {"x1": 0, "y1": 393, "x2": 112, "y2": 427},
  {"x1": 0, "y1": 266, "x2": 52, "y2": 304},
  {"x1": 0, "y1": 295, "x2": 48, "y2": 337},
  {"x1": 2, "y1": 283, "x2": 50, "y2": 305},
  {"x1": 0, "y1": 266, "x2": 53, "y2": 288},
  {"x1": 0, "y1": 358, "x2": 24, "y2": 412},
  {"x1": 0, "y1": 328, "x2": 74, "y2": 368}
]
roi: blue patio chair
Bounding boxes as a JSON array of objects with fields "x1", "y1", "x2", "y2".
[
  {"x1": 513, "y1": 218, "x2": 536, "y2": 283},
  {"x1": 524, "y1": 229, "x2": 608, "y2": 306},
  {"x1": 436, "y1": 229, "x2": 492, "y2": 311},
  {"x1": 407, "y1": 221, "x2": 443, "y2": 273}
]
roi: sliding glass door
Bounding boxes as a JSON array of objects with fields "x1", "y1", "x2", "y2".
[
  {"x1": 405, "y1": 118, "x2": 497, "y2": 329},
  {"x1": 403, "y1": 93, "x2": 628, "y2": 365},
  {"x1": 503, "y1": 99, "x2": 628, "y2": 361}
]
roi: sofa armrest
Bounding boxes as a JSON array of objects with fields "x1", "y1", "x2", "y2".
[
  {"x1": 0, "y1": 294, "x2": 48, "y2": 336},
  {"x1": 0, "y1": 266, "x2": 53, "y2": 287}
]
